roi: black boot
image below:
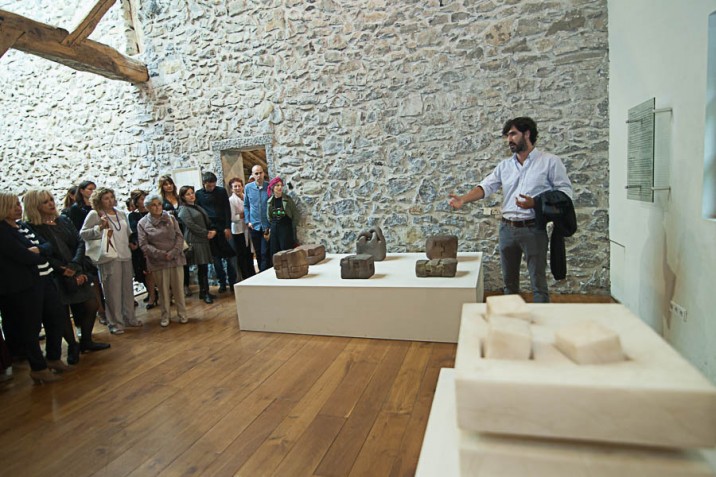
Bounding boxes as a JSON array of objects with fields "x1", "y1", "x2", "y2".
[
  {"x1": 67, "y1": 343, "x2": 80, "y2": 365},
  {"x1": 80, "y1": 340, "x2": 111, "y2": 352},
  {"x1": 198, "y1": 265, "x2": 214, "y2": 304}
]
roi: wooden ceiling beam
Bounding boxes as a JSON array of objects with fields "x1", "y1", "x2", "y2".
[
  {"x1": 0, "y1": 8, "x2": 147, "y2": 83},
  {"x1": 62, "y1": 0, "x2": 117, "y2": 47},
  {"x1": 0, "y1": 24, "x2": 23, "y2": 58}
]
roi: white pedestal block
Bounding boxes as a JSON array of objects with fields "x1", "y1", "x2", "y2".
[
  {"x1": 416, "y1": 369, "x2": 715, "y2": 477},
  {"x1": 234, "y1": 253, "x2": 483, "y2": 343},
  {"x1": 454, "y1": 304, "x2": 716, "y2": 448}
]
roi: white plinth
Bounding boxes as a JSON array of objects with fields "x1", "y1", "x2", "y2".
[
  {"x1": 454, "y1": 304, "x2": 716, "y2": 449},
  {"x1": 234, "y1": 253, "x2": 483, "y2": 343},
  {"x1": 416, "y1": 369, "x2": 715, "y2": 477}
]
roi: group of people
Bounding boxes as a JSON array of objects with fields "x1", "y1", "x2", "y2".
[{"x1": 0, "y1": 163, "x2": 300, "y2": 384}]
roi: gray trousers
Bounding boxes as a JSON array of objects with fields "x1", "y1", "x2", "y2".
[
  {"x1": 98, "y1": 259, "x2": 136, "y2": 328},
  {"x1": 499, "y1": 222, "x2": 550, "y2": 303},
  {"x1": 153, "y1": 266, "x2": 187, "y2": 322}
]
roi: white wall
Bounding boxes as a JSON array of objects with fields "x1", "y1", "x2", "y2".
[{"x1": 609, "y1": 0, "x2": 716, "y2": 382}]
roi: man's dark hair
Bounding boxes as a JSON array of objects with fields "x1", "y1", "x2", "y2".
[
  {"x1": 202, "y1": 171, "x2": 218, "y2": 184},
  {"x1": 502, "y1": 117, "x2": 538, "y2": 145}
]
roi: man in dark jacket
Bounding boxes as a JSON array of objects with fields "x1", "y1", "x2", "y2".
[{"x1": 195, "y1": 172, "x2": 237, "y2": 293}]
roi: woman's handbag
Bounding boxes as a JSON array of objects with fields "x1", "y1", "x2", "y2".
[{"x1": 99, "y1": 229, "x2": 118, "y2": 261}]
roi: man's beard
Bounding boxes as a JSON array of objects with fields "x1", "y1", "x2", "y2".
[{"x1": 509, "y1": 138, "x2": 527, "y2": 153}]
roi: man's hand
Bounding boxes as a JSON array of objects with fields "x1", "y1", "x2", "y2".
[
  {"x1": 516, "y1": 194, "x2": 535, "y2": 209},
  {"x1": 448, "y1": 194, "x2": 464, "y2": 210},
  {"x1": 224, "y1": 228, "x2": 232, "y2": 240}
]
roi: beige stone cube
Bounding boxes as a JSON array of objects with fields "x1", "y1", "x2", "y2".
[
  {"x1": 486, "y1": 294, "x2": 531, "y2": 322},
  {"x1": 555, "y1": 320, "x2": 624, "y2": 365},
  {"x1": 484, "y1": 316, "x2": 532, "y2": 360}
]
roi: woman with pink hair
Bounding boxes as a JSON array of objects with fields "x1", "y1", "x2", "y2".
[{"x1": 266, "y1": 177, "x2": 299, "y2": 259}]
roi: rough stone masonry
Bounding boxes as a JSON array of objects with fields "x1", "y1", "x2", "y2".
[{"x1": 0, "y1": 0, "x2": 609, "y2": 294}]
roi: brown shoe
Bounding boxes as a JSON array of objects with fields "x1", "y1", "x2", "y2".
[
  {"x1": 46, "y1": 360, "x2": 72, "y2": 373},
  {"x1": 30, "y1": 369, "x2": 63, "y2": 384}
]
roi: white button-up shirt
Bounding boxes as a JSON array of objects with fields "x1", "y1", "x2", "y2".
[{"x1": 478, "y1": 148, "x2": 573, "y2": 221}]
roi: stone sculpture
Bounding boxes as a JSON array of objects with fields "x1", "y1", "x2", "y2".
[
  {"x1": 485, "y1": 294, "x2": 531, "y2": 322},
  {"x1": 340, "y1": 254, "x2": 375, "y2": 279},
  {"x1": 415, "y1": 258, "x2": 458, "y2": 277},
  {"x1": 273, "y1": 248, "x2": 309, "y2": 279},
  {"x1": 484, "y1": 316, "x2": 532, "y2": 360},
  {"x1": 356, "y1": 226, "x2": 386, "y2": 261},
  {"x1": 555, "y1": 320, "x2": 624, "y2": 364},
  {"x1": 296, "y1": 244, "x2": 326, "y2": 265},
  {"x1": 425, "y1": 234, "x2": 458, "y2": 259}
]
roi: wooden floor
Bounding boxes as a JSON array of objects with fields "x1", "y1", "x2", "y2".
[
  {"x1": 0, "y1": 287, "x2": 455, "y2": 477},
  {"x1": 0, "y1": 289, "x2": 613, "y2": 477}
]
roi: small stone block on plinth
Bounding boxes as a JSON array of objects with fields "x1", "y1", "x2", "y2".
[
  {"x1": 297, "y1": 244, "x2": 326, "y2": 265},
  {"x1": 356, "y1": 226, "x2": 387, "y2": 261},
  {"x1": 486, "y1": 294, "x2": 531, "y2": 322},
  {"x1": 484, "y1": 316, "x2": 532, "y2": 360},
  {"x1": 415, "y1": 258, "x2": 458, "y2": 277},
  {"x1": 273, "y1": 248, "x2": 309, "y2": 279},
  {"x1": 340, "y1": 254, "x2": 375, "y2": 279},
  {"x1": 426, "y1": 235, "x2": 458, "y2": 259},
  {"x1": 555, "y1": 320, "x2": 624, "y2": 365}
]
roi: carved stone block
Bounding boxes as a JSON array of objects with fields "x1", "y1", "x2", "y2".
[
  {"x1": 340, "y1": 254, "x2": 375, "y2": 279},
  {"x1": 356, "y1": 226, "x2": 386, "y2": 261},
  {"x1": 296, "y1": 244, "x2": 326, "y2": 265},
  {"x1": 555, "y1": 320, "x2": 624, "y2": 365},
  {"x1": 485, "y1": 316, "x2": 532, "y2": 360},
  {"x1": 486, "y1": 294, "x2": 531, "y2": 322},
  {"x1": 415, "y1": 258, "x2": 458, "y2": 277},
  {"x1": 273, "y1": 248, "x2": 309, "y2": 279},
  {"x1": 425, "y1": 234, "x2": 458, "y2": 259}
]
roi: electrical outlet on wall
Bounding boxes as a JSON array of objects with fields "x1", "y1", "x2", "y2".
[{"x1": 669, "y1": 301, "x2": 688, "y2": 322}]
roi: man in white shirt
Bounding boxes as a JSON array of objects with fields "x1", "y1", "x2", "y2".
[{"x1": 449, "y1": 117, "x2": 573, "y2": 302}]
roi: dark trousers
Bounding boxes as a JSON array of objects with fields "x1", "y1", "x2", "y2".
[
  {"x1": 499, "y1": 223, "x2": 550, "y2": 303},
  {"x1": 197, "y1": 264, "x2": 210, "y2": 296},
  {"x1": 250, "y1": 228, "x2": 272, "y2": 272},
  {"x1": 68, "y1": 298, "x2": 98, "y2": 345},
  {"x1": 269, "y1": 219, "x2": 294, "y2": 258},
  {"x1": 232, "y1": 233, "x2": 256, "y2": 280},
  {"x1": 212, "y1": 256, "x2": 237, "y2": 287},
  {"x1": 0, "y1": 276, "x2": 65, "y2": 371}
]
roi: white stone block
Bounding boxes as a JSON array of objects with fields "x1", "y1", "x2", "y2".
[
  {"x1": 485, "y1": 294, "x2": 531, "y2": 322},
  {"x1": 555, "y1": 319, "x2": 624, "y2": 364},
  {"x1": 454, "y1": 304, "x2": 716, "y2": 449},
  {"x1": 484, "y1": 316, "x2": 532, "y2": 360},
  {"x1": 416, "y1": 369, "x2": 716, "y2": 477}
]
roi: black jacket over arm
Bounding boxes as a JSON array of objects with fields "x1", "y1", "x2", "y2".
[{"x1": 534, "y1": 191, "x2": 577, "y2": 281}]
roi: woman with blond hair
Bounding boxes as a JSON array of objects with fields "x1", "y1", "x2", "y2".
[
  {"x1": 138, "y1": 193, "x2": 188, "y2": 326},
  {"x1": 23, "y1": 189, "x2": 110, "y2": 360},
  {"x1": 0, "y1": 192, "x2": 66, "y2": 383},
  {"x1": 80, "y1": 187, "x2": 141, "y2": 334}
]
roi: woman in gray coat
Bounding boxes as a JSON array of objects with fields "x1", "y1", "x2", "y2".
[
  {"x1": 138, "y1": 193, "x2": 187, "y2": 327},
  {"x1": 178, "y1": 186, "x2": 216, "y2": 304}
]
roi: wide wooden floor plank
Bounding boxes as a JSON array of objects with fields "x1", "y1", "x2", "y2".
[{"x1": 314, "y1": 341, "x2": 411, "y2": 477}]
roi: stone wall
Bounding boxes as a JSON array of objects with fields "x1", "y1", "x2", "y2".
[{"x1": 0, "y1": 0, "x2": 610, "y2": 294}]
